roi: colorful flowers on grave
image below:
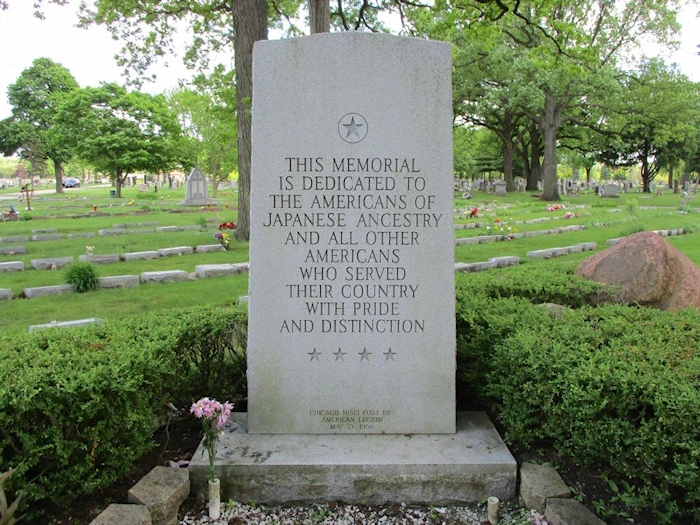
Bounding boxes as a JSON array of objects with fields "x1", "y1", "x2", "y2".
[
  {"x1": 214, "y1": 232, "x2": 231, "y2": 250},
  {"x1": 546, "y1": 204, "x2": 565, "y2": 211},
  {"x1": 469, "y1": 207, "x2": 479, "y2": 217},
  {"x1": 190, "y1": 397, "x2": 233, "y2": 481},
  {"x1": 218, "y1": 222, "x2": 236, "y2": 230}
]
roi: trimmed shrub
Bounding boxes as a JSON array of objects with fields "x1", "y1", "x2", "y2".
[
  {"x1": 455, "y1": 263, "x2": 619, "y2": 403},
  {"x1": 0, "y1": 303, "x2": 247, "y2": 517},
  {"x1": 456, "y1": 264, "x2": 700, "y2": 520},
  {"x1": 63, "y1": 261, "x2": 99, "y2": 293},
  {"x1": 486, "y1": 305, "x2": 700, "y2": 521}
]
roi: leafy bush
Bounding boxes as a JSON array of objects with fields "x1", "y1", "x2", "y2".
[
  {"x1": 486, "y1": 306, "x2": 700, "y2": 521},
  {"x1": 63, "y1": 261, "x2": 99, "y2": 293},
  {"x1": 455, "y1": 264, "x2": 700, "y2": 521},
  {"x1": 457, "y1": 263, "x2": 700, "y2": 523},
  {"x1": 0, "y1": 304, "x2": 247, "y2": 517}
]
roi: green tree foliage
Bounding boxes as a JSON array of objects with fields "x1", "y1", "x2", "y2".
[
  {"x1": 599, "y1": 60, "x2": 700, "y2": 192},
  {"x1": 0, "y1": 58, "x2": 79, "y2": 193},
  {"x1": 169, "y1": 68, "x2": 238, "y2": 197},
  {"x1": 54, "y1": 83, "x2": 182, "y2": 198},
  {"x1": 423, "y1": 0, "x2": 683, "y2": 200}
]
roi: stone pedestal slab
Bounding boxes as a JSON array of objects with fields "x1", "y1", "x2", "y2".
[{"x1": 189, "y1": 412, "x2": 516, "y2": 505}]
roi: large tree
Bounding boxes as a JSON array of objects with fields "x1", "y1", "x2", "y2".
[
  {"x1": 170, "y1": 68, "x2": 239, "y2": 197},
  {"x1": 0, "y1": 57, "x2": 78, "y2": 193},
  {"x1": 425, "y1": 0, "x2": 682, "y2": 200},
  {"x1": 599, "y1": 60, "x2": 700, "y2": 192},
  {"x1": 55, "y1": 83, "x2": 183, "y2": 197}
]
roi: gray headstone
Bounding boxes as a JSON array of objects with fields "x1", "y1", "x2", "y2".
[
  {"x1": 0, "y1": 246, "x2": 25, "y2": 255},
  {"x1": 157, "y1": 246, "x2": 194, "y2": 257},
  {"x1": 194, "y1": 263, "x2": 249, "y2": 278},
  {"x1": 0, "y1": 262, "x2": 24, "y2": 272},
  {"x1": 0, "y1": 235, "x2": 29, "y2": 243},
  {"x1": 79, "y1": 254, "x2": 120, "y2": 264},
  {"x1": 0, "y1": 289, "x2": 12, "y2": 300},
  {"x1": 248, "y1": 33, "x2": 455, "y2": 435},
  {"x1": 123, "y1": 251, "x2": 160, "y2": 261},
  {"x1": 98, "y1": 228, "x2": 127, "y2": 236},
  {"x1": 141, "y1": 270, "x2": 189, "y2": 283},
  {"x1": 32, "y1": 233, "x2": 63, "y2": 241},
  {"x1": 180, "y1": 168, "x2": 211, "y2": 206},
  {"x1": 601, "y1": 183, "x2": 619, "y2": 198},
  {"x1": 99, "y1": 275, "x2": 140, "y2": 289},
  {"x1": 23, "y1": 284, "x2": 75, "y2": 299},
  {"x1": 195, "y1": 244, "x2": 226, "y2": 253},
  {"x1": 30, "y1": 257, "x2": 74, "y2": 270},
  {"x1": 493, "y1": 180, "x2": 507, "y2": 196}
]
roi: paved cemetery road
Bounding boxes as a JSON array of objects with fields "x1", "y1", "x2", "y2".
[{"x1": 0, "y1": 184, "x2": 111, "y2": 202}]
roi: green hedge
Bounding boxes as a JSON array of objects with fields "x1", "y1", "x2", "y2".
[
  {"x1": 454, "y1": 262, "x2": 618, "y2": 404},
  {"x1": 487, "y1": 305, "x2": 700, "y2": 522},
  {"x1": 455, "y1": 263, "x2": 700, "y2": 521},
  {"x1": 0, "y1": 304, "x2": 247, "y2": 516}
]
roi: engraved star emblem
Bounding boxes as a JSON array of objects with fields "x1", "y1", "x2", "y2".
[
  {"x1": 334, "y1": 348, "x2": 347, "y2": 361},
  {"x1": 383, "y1": 348, "x2": 396, "y2": 361},
  {"x1": 308, "y1": 348, "x2": 321, "y2": 361},
  {"x1": 343, "y1": 116, "x2": 364, "y2": 138},
  {"x1": 358, "y1": 347, "x2": 371, "y2": 362}
]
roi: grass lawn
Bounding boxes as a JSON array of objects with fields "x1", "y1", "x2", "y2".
[{"x1": 1, "y1": 185, "x2": 698, "y2": 335}]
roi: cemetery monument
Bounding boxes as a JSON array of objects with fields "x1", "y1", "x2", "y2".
[
  {"x1": 189, "y1": 32, "x2": 515, "y2": 504},
  {"x1": 181, "y1": 168, "x2": 211, "y2": 206}
]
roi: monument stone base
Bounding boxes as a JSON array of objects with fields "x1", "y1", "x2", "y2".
[{"x1": 188, "y1": 412, "x2": 516, "y2": 505}]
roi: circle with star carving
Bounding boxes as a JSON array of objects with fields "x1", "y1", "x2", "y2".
[{"x1": 338, "y1": 113, "x2": 368, "y2": 143}]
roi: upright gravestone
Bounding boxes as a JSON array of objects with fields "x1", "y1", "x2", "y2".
[
  {"x1": 248, "y1": 32, "x2": 456, "y2": 435},
  {"x1": 180, "y1": 168, "x2": 210, "y2": 206},
  {"x1": 189, "y1": 32, "x2": 515, "y2": 506},
  {"x1": 494, "y1": 180, "x2": 507, "y2": 196}
]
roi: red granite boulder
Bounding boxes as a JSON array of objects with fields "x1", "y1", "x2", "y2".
[{"x1": 575, "y1": 231, "x2": 700, "y2": 311}]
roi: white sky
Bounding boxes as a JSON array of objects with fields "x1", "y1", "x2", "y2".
[{"x1": 0, "y1": 1, "x2": 698, "y2": 119}]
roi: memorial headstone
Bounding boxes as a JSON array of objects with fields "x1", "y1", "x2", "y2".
[
  {"x1": 180, "y1": 168, "x2": 210, "y2": 206},
  {"x1": 494, "y1": 180, "x2": 507, "y2": 196},
  {"x1": 188, "y1": 32, "x2": 516, "y2": 507},
  {"x1": 601, "y1": 183, "x2": 619, "y2": 198},
  {"x1": 248, "y1": 33, "x2": 456, "y2": 435}
]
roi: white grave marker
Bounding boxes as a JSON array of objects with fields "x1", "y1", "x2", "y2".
[{"x1": 248, "y1": 33, "x2": 455, "y2": 435}]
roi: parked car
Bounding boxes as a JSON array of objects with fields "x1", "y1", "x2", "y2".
[{"x1": 62, "y1": 178, "x2": 81, "y2": 188}]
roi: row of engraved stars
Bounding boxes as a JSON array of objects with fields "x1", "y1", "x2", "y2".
[{"x1": 307, "y1": 347, "x2": 396, "y2": 362}]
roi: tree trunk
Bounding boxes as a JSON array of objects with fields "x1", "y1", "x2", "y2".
[
  {"x1": 503, "y1": 141, "x2": 514, "y2": 191},
  {"x1": 585, "y1": 165, "x2": 592, "y2": 186},
  {"x1": 539, "y1": 90, "x2": 561, "y2": 201},
  {"x1": 641, "y1": 157, "x2": 651, "y2": 193},
  {"x1": 502, "y1": 111, "x2": 515, "y2": 191},
  {"x1": 116, "y1": 169, "x2": 124, "y2": 198},
  {"x1": 526, "y1": 125, "x2": 541, "y2": 191},
  {"x1": 54, "y1": 159, "x2": 64, "y2": 194},
  {"x1": 233, "y1": 0, "x2": 268, "y2": 241},
  {"x1": 309, "y1": 0, "x2": 330, "y2": 33},
  {"x1": 681, "y1": 167, "x2": 690, "y2": 187}
]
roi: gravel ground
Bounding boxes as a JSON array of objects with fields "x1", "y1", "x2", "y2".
[{"x1": 180, "y1": 501, "x2": 549, "y2": 524}]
